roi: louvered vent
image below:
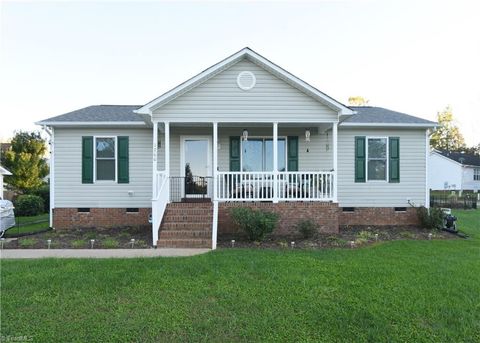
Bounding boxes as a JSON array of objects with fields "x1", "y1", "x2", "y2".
[{"x1": 236, "y1": 71, "x2": 256, "y2": 90}]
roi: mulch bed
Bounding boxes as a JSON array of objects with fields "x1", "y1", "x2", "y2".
[
  {"x1": 217, "y1": 226, "x2": 459, "y2": 249},
  {"x1": 3, "y1": 226, "x2": 152, "y2": 249}
]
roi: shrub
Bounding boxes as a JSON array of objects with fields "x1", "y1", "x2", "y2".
[
  {"x1": 34, "y1": 184, "x2": 50, "y2": 213},
  {"x1": 417, "y1": 206, "x2": 444, "y2": 230},
  {"x1": 71, "y1": 240, "x2": 86, "y2": 249},
  {"x1": 295, "y1": 219, "x2": 317, "y2": 239},
  {"x1": 14, "y1": 194, "x2": 45, "y2": 216},
  {"x1": 230, "y1": 207, "x2": 279, "y2": 241},
  {"x1": 102, "y1": 238, "x2": 119, "y2": 249},
  {"x1": 18, "y1": 238, "x2": 37, "y2": 248}
]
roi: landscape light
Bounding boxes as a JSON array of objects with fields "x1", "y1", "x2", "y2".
[
  {"x1": 291, "y1": 241, "x2": 295, "y2": 249},
  {"x1": 47, "y1": 239, "x2": 52, "y2": 249},
  {"x1": 231, "y1": 239, "x2": 235, "y2": 248},
  {"x1": 90, "y1": 239, "x2": 95, "y2": 249},
  {"x1": 130, "y1": 239, "x2": 135, "y2": 248}
]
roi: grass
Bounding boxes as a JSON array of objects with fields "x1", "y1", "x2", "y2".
[
  {"x1": 1, "y1": 210, "x2": 479, "y2": 342},
  {"x1": 4, "y1": 213, "x2": 49, "y2": 237}
]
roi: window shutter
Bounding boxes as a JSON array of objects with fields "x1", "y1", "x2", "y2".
[
  {"x1": 229, "y1": 136, "x2": 240, "y2": 171},
  {"x1": 389, "y1": 137, "x2": 400, "y2": 183},
  {"x1": 118, "y1": 136, "x2": 129, "y2": 183},
  {"x1": 354, "y1": 136, "x2": 366, "y2": 182},
  {"x1": 287, "y1": 136, "x2": 298, "y2": 171},
  {"x1": 82, "y1": 136, "x2": 94, "y2": 184}
]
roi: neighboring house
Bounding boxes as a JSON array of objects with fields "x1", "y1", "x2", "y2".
[
  {"x1": 36, "y1": 48, "x2": 437, "y2": 249},
  {"x1": 0, "y1": 166, "x2": 12, "y2": 199},
  {"x1": 429, "y1": 150, "x2": 480, "y2": 191}
]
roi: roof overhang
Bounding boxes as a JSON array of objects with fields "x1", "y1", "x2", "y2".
[
  {"x1": 339, "y1": 122, "x2": 438, "y2": 128},
  {"x1": 135, "y1": 47, "x2": 354, "y2": 116},
  {"x1": 35, "y1": 121, "x2": 149, "y2": 127}
]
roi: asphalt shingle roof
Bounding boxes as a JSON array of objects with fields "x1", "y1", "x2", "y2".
[
  {"x1": 437, "y1": 150, "x2": 480, "y2": 167},
  {"x1": 344, "y1": 106, "x2": 436, "y2": 125},
  {"x1": 38, "y1": 105, "x2": 144, "y2": 123}
]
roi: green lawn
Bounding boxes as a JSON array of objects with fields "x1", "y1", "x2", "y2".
[
  {"x1": 1, "y1": 210, "x2": 479, "y2": 342},
  {"x1": 4, "y1": 213, "x2": 49, "y2": 237}
]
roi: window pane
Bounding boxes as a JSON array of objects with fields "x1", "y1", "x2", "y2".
[
  {"x1": 368, "y1": 138, "x2": 387, "y2": 158},
  {"x1": 97, "y1": 160, "x2": 115, "y2": 180},
  {"x1": 242, "y1": 139, "x2": 263, "y2": 171},
  {"x1": 96, "y1": 138, "x2": 115, "y2": 158},
  {"x1": 368, "y1": 160, "x2": 386, "y2": 180},
  {"x1": 264, "y1": 139, "x2": 286, "y2": 171}
]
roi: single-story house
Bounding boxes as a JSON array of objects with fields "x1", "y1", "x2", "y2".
[
  {"x1": 429, "y1": 150, "x2": 480, "y2": 191},
  {"x1": 37, "y1": 48, "x2": 437, "y2": 249},
  {"x1": 0, "y1": 166, "x2": 12, "y2": 200}
]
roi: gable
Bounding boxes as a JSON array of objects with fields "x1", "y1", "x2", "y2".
[{"x1": 152, "y1": 59, "x2": 339, "y2": 122}]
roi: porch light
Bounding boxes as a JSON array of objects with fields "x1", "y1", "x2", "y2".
[
  {"x1": 305, "y1": 128, "x2": 311, "y2": 142},
  {"x1": 242, "y1": 129, "x2": 248, "y2": 141}
]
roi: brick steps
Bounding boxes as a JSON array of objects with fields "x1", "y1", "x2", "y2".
[{"x1": 157, "y1": 203, "x2": 213, "y2": 248}]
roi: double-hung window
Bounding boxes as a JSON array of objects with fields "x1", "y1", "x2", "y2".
[
  {"x1": 95, "y1": 137, "x2": 116, "y2": 181},
  {"x1": 241, "y1": 138, "x2": 286, "y2": 172},
  {"x1": 367, "y1": 138, "x2": 388, "y2": 181},
  {"x1": 474, "y1": 168, "x2": 480, "y2": 181}
]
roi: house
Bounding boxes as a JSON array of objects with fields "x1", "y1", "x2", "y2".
[
  {"x1": 36, "y1": 48, "x2": 437, "y2": 249},
  {"x1": 429, "y1": 150, "x2": 480, "y2": 191},
  {"x1": 0, "y1": 166, "x2": 12, "y2": 199}
]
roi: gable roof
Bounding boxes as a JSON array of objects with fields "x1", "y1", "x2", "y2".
[
  {"x1": 434, "y1": 150, "x2": 480, "y2": 167},
  {"x1": 340, "y1": 106, "x2": 437, "y2": 128},
  {"x1": 36, "y1": 105, "x2": 149, "y2": 126},
  {"x1": 135, "y1": 47, "x2": 354, "y2": 116}
]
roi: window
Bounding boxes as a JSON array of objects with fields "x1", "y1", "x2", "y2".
[
  {"x1": 241, "y1": 138, "x2": 286, "y2": 172},
  {"x1": 95, "y1": 137, "x2": 116, "y2": 181},
  {"x1": 474, "y1": 168, "x2": 480, "y2": 181},
  {"x1": 367, "y1": 138, "x2": 388, "y2": 181}
]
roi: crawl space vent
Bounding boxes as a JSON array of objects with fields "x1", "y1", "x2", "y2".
[{"x1": 237, "y1": 71, "x2": 256, "y2": 90}]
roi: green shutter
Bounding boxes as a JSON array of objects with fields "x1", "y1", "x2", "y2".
[
  {"x1": 354, "y1": 136, "x2": 366, "y2": 182},
  {"x1": 389, "y1": 137, "x2": 400, "y2": 183},
  {"x1": 117, "y1": 136, "x2": 129, "y2": 183},
  {"x1": 287, "y1": 136, "x2": 298, "y2": 171},
  {"x1": 82, "y1": 136, "x2": 94, "y2": 184},
  {"x1": 229, "y1": 136, "x2": 240, "y2": 171}
]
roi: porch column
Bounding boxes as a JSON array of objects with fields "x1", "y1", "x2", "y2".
[
  {"x1": 273, "y1": 122, "x2": 279, "y2": 203},
  {"x1": 152, "y1": 121, "x2": 158, "y2": 197},
  {"x1": 164, "y1": 121, "x2": 170, "y2": 202},
  {"x1": 212, "y1": 122, "x2": 218, "y2": 250},
  {"x1": 332, "y1": 121, "x2": 338, "y2": 202}
]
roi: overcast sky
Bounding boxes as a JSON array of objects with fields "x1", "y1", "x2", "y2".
[{"x1": 1, "y1": 0, "x2": 478, "y2": 145}]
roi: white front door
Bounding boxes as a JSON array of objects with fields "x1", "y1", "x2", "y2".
[{"x1": 180, "y1": 136, "x2": 212, "y2": 198}]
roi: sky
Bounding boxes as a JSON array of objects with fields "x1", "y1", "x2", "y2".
[{"x1": 0, "y1": 0, "x2": 479, "y2": 146}]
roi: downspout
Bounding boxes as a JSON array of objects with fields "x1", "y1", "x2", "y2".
[{"x1": 42, "y1": 125, "x2": 54, "y2": 228}]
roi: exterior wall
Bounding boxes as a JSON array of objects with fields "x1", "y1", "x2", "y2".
[
  {"x1": 461, "y1": 166, "x2": 480, "y2": 191},
  {"x1": 54, "y1": 128, "x2": 153, "y2": 208},
  {"x1": 339, "y1": 207, "x2": 419, "y2": 226},
  {"x1": 337, "y1": 128, "x2": 427, "y2": 207},
  {"x1": 157, "y1": 126, "x2": 333, "y2": 175},
  {"x1": 152, "y1": 59, "x2": 339, "y2": 123},
  {"x1": 53, "y1": 208, "x2": 150, "y2": 229},
  {"x1": 218, "y1": 202, "x2": 340, "y2": 237},
  {"x1": 428, "y1": 152, "x2": 463, "y2": 190}
]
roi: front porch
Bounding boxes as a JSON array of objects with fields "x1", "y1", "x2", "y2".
[{"x1": 151, "y1": 121, "x2": 339, "y2": 248}]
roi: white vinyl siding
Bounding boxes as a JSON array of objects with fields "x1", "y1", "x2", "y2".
[
  {"x1": 152, "y1": 59, "x2": 339, "y2": 123},
  {"x1": 54, "y1": 128, "x2": 152, "y2": 208},
  {"x1": 338, "y1": 128, "x2": 427, "y2": 207}
]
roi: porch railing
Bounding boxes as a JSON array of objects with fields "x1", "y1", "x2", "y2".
[
  {"x1": 152, "y1": 171, "x2": 169, "y2": 244},
  {"x1": 170, "y1": 176, "x2": 213, "y2": 203},
  {"x1": 215, "y1": 171, "x2": 334, "y2": 201}
]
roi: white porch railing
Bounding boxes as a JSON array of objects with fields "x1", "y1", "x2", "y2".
[
  {"x1": 215, "y1": 171, "x2": 334, "y2": 201},
  {"x1": 152, "y1": 171, "x2": 169, "y2": 245}
]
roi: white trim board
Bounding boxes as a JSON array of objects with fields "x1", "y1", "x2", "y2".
[
  {"x1": 135, "y1": 47, "x2": 354, "y2": 116},
  {"x1": 340, "y1": 122, "x2": 437, "y2": 128}
]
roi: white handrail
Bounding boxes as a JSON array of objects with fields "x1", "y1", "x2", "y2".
[{"x1": 152, "y1": 171, "x2": 169, "y2": 246}]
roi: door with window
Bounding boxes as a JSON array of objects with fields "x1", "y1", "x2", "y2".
[{"x1": 180, "y1": 137, "x2": 212, "y2": 199}]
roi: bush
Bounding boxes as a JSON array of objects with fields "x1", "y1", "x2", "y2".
[
  {"x1": 34, "y1": 184, "x2": 50, "y2": 213},
  {"x1": 14, "y1": 194, "x2": 45, "y2": 216},
  {"x1": 102, "y1": 238, "x2": 119, "y2": 249},
  {"x1": 230, "y1": 207, "x2": 279, "y2": 241},
  {"x1": 417, "y1": 206, "x2": 444, "y2": 230},
  {"x1": 18, "y1": 238, "x2": 37, "y2": 248},
  {"x1": 295, "y1": 219, "x2": 317, "y2": 239}
]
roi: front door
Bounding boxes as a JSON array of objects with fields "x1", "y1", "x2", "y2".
[{"x1": 181, "y1": 136, "x2": 212, "y2": 199}]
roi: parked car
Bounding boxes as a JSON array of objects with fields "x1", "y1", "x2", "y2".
[{"x1": 0, "y1": 199, "x2": 15, "y2": 237}]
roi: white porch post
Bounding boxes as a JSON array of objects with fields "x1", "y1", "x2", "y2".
[
  {"x1": 164, "y1": 121, "x2": 170, "y2": 202},
  {"x1": 212, "y1": 122, "x2": 218, "y2": 249},
  {"x1": 332, "y1": 122, "x2": 338, "y2": 202},
  {"x1": 152, "y1": 121, "x2": 158, "y2": 197},
  {"x1": 273, "y1": 122, "x2": 279, "y2": 203}
]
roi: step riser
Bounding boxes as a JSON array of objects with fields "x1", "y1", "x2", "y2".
[
  {"x1": 162, "y1": 216, "x2": 212, "y2": 223},
  {"x1": 157, "y1": 240, "x2": 211, "y2": 248},
  {"x1": 161, "y1": 223, "x2": 211, "y2": 230},
  {"x1": 159, "y1": 231, "x2": 212, "y2": 239}
]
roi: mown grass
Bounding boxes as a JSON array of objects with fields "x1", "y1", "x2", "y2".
[
  {"x1": 1, "y1": 210, "x2": 479, "y2": 342},
  {"x1": 4, "y1": 213, "x2": 49, "y2": 237}
]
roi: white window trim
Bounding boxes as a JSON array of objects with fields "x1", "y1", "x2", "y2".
[
  {"x1": 93, "y1": 136, "x2": 118, "y2": 183},
  {"x1": 240, "y1": 136, "x2": 288, "y2": 172},
  {"x1": 474, "y1": 168, "x2": 480, "y2": 181},
  {"x1": 366, "y1": 136, "x2": 389, "y2": 182}
]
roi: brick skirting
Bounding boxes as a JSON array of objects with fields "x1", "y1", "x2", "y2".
[
  {"x1": 339, "y1": 207, "x2": 419, "y2": 227},
  {"x1": 53, "y1": 208, "x2": 150, "y2": 229},
  {"x1": 218, "y1": 202, "x2": 340, "y2": 237}
]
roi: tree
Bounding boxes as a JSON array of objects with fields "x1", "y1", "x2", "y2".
[
  {"x1": 430, "y1": 106, "x2": 466, "y2": 152},
  {"x1": 348, "y1": 96, "x2": 369, "y2": 106},
  {"x1": 1, "y1": 131, "x2": 49, "y2": 194}
]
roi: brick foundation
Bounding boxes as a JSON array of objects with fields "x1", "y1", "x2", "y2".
[
  {"x1": 218, "y1": 202, "x2": 340, "y2": 237},
  {"x1": 53, "y1": 208, "x2": 150, "y2": 229},
  {"x1": 339, "y1": 207, "x2": 419, "y2": 227}
]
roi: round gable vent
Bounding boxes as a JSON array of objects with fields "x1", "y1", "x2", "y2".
[{"x1": 237, "y1": 71, "x2": 256, "y2": 90}]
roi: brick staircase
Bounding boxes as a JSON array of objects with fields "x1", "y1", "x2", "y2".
[{"x1": 157, "y1": 202, "x2": 213, "y2": 248}]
